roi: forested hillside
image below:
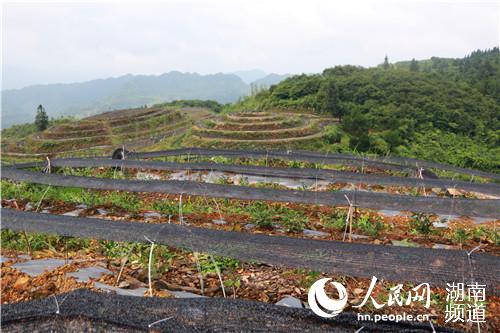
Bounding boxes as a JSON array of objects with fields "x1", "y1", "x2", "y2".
[
  {"x1": 394, "y1": 48, "x2": 500, "y2": 103},
  {"x1": 239, "y1": 48, "x2": 500, "y2": 171}
]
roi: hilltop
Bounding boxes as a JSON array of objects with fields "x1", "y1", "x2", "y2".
[
  {"x1": 236, "y1": 48, "x2": 500, "y2": 171},
  {"x1": 392, "y1": 48, "x2": 500, "y2": 103}
]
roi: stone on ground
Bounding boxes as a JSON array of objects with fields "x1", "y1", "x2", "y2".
[{"x1": 276, "y1": 296, "x2": 303, "y2": 308}]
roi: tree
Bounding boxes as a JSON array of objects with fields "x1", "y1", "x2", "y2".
[
  {"x1": 383, "y1": 55, "x2": 390, "y2": 70},
  {"x1": 410, "y1": 58, "x2": 419, "y2": 72},
  {"x1": 319, "y1": 79, "x2": 342, "y2": 121},
  {"x1": 342, "y1": 110, "x2": 371, "y2": 151},
  {"x1": 35, "y1": 104, "x2": 49, "y2": 131}
]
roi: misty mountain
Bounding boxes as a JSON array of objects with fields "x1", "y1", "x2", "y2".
[
  {"x1": 232, "y1": 69, "x2": 267, "y2": 84},
  {"x1": 252, "y1": 73, "x2": 292, "y2": 87},
  {"x1": 1, "y1": 69, "x2": 294, "y2": 128},
  {"x1": 1, "y1": 71, "x2": 250, "y2": 128}
]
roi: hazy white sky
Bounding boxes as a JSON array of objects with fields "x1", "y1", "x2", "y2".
[{"x1": 2, "y1": 0, "x2": 499, "y2": 89}]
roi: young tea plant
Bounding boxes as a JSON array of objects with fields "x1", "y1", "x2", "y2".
[
  {"x1": 409, "y1": 213, "x2": 433, "y2": 236},
  {"x1": 452, "y1": 228, "x2": 471, "y2": 248},
  {"x1": 247, "y1": 202, "x2": 274, "y2": 229},
  {"x1": 355, "y1": 214, "x2": 385, "y2": 238},
  {"x1": 197, "y1": 254, "x2": 239, "y2": 275},
  {"x1": 278, "y1": 208, "x2": 308, "y2": 233},
  {"x1": 150, "y1": 200, "x2": 178, "y2": 216},
  {"x1": 472, "y1": 226, "x2": 488, "y2": 242},
  {"x1": 320, "y1": 211, "x2": 347, "y2": 231}
]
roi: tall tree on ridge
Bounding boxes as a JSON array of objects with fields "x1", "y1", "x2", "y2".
[
  {"x1": 35, "y1": 104, "x2": 49, "y2": 131},
  {"x1": 383, "y1": 55, "x2": 390, "y2": 70},
  {"x1": 410, "y1": 58, "x2": 420, "y2": 72}
]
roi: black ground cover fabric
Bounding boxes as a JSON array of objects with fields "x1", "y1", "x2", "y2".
[
  {"x1": 127, "y1": 147, "x2": 500, "y2": 180},
  {"x1": 2, "y1": 167, "x2": 499, "y2": 218},
  {"x1": 3, "y1": 209, "x2": 498, "y2": 296},
  {"x1": 1, "y1": 289, "x2": 464, "y2": 333}
]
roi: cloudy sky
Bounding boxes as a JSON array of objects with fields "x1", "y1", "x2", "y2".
[{"x1": 2, "y1": 0, "x2": 499, "y2": 89}]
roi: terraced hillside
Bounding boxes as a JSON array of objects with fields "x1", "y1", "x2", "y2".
[
  {"x1": 2, "y1": 106, "x2": 213, "y2": 159},
  {"x1": 191, "y1": 111, "x2": 336, "y2": 148}
]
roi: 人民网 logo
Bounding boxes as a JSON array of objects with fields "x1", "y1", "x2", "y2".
[
  {"x1": 308, "y1": 278, "x2": 348, "y2": 318},
  {"x1": 308, "y1": 276, "x2": 483, "y2": 324}
]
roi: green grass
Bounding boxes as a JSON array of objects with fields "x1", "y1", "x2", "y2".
[
  {"x1": 1, "y1": 229, "x2": 91, "y2": 253},
  {"x1": 1, "y1": 181, "x2": 141, "y2": 213}
]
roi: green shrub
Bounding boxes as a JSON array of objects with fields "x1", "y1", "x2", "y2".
[
  {"x1": 203, "y1": 119, "x2": 216, "y2": 128},
  {"x1": 324, "y1": 125, "x2": 342, "y2": 144},
  {"x1": 369, "y1": 134, "x2": 390, "y2": 155}
]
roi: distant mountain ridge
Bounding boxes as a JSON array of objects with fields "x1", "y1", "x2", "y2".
[
  {"x1": 232, "y1": 69, "x2": 267, "y2": 84},
  {"x1": 231, "y1": 70, "x2": 291, "y2": 87},
  {"x1": 252, "y1": 73, "x2": 292, "y2": 87},
  {"x1": 1, "y1": 70, "x2": 290, "y2": 128}
]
